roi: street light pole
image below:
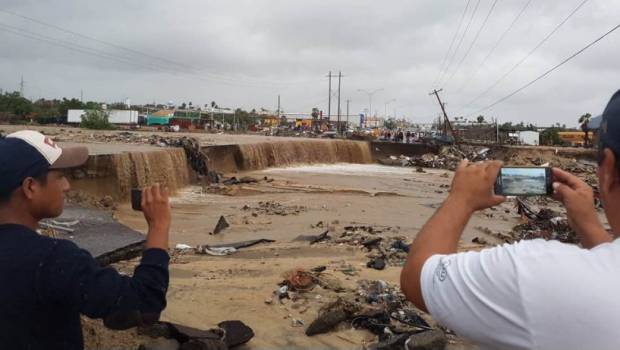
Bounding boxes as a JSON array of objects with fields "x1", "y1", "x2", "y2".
[
  {"x1": 384, "y1": 99, "x2": 396, "y2": 119},
  {"x1": 357, "y1": 88, "x2": 383, "y2": 127}
]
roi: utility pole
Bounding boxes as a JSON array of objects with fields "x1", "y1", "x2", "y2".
[
  {"x1": 496, "y1": 118, "x2": 499, "y2": 144},
  {"x1": 277, "y1": 94, "x2": 281, "y2": 127},
  {"x1": 19, "y1": 75, "x2": 24, "y2": 97},
  {"x1": 80, "y1": 89, "x2": 83, "y2": 103},
  {"x1": 346, "y1": 99, "x2": 350, "y2": 131},
  {"x1": 428, "y1": 88, "x2": 456, "y2": 142},
  {"x1": 337, "y1": 71, "x2": 342, "y2": 135},
  {"x1": 326, "y1": 71, "x2": 332, "y2": 123}
]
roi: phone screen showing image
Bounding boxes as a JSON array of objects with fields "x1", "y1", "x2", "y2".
[{"x1": 495, "y1": 167, "x2": 552, "y2": 196}]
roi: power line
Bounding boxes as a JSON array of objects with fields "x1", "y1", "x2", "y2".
[
  {"x1": 466, "y1": 21, "x2": 620, "y2": 117},
  {"x1": 0, "y1": 9, "x2": 188, "y2": 70},
  {"x1": 0, "y1": 9, "x2": 320, "y2": 87},
  {"x1": 0, "y1": 22, "x2": 164, "y2": 72},
  {"x1": 444, "y1": 0, "x2": 499, "y2": 87},
  {"x1": 432, "y1": 0, "x2": 472, "y2": 88},
  {"x1": 456, "y1": 0, "x2": 534, "y2": 93},
  {"x1": 438, "y1": 0, "x2": 481, "y2": 87},
  {"x1": 0, "y1": 21, "x2": 314, "y2": 90},
  {"x1": 458, "y1": 0, "x2": 590, "y2": 112}
]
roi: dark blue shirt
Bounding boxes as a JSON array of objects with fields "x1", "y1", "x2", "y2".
[{"x1": 0, "y1": 224, "x2": 169, "y2": 350}]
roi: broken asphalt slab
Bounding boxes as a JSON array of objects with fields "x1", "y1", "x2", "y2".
[{"x1": 49, "y1": 204, "x2": 146, "y2": 265}]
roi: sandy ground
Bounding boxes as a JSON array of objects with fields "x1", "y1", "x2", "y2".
[
  {"x1": 1, "y1": 124, "x2": 333, "y2": 146},
  {"x1": 102, "y1": 163, "x2": 537, "y2": 349},
  {"x1": 2, "y1": 124, "x2": 599, "y2": 348}
]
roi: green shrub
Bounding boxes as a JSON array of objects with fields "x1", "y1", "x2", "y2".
[{"x1": 80, "y1": 110, "x2": 115, "y2": 130}]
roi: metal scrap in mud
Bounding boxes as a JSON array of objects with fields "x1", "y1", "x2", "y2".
[
  {"x1": 268, "y1": 268, "x2": 445, "y2": 349},
  {"x1": 174, "y1": 239, "x2": 276, "y2": 256}
]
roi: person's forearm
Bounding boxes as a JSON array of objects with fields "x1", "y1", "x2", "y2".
[
  {"x1": 401, "y1": 195, "x2": 474, "y2": 311},
  {"x1": 411, "y1": 195, "x2": 474, "y2": 255},
  {"x1": 578, "y1": 222, "x2": 612, "y2": 249},
  {"x1": 145, "y1": 224, "x2": 169, "y2": 250}
]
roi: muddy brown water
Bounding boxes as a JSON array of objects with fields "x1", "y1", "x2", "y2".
[
  {"x1": 237, "y1": 140, "x2": 373, "y2": 170},
  {"x1": 68, "y1": 147, "x2": 192, "y2": 200}
]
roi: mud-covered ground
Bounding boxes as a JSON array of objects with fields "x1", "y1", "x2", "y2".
[
  {"x1": 3, "y1": 125, "x2": 603, "y2": 349},
  {"x1": 97, "y1": 163, "x2": 575, "y2": 350}
]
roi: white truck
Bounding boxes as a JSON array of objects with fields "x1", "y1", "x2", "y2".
[{"x1": 67, "y1": 109, "x2": 139, "y2": 124}]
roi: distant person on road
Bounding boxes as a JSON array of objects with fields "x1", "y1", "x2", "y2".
[
  {"x1": 0, "y1": 131, "x2": 171, "y2": 350},
  {"x1": 401, "y1": 90, "x2": 620, "y2": 350}
]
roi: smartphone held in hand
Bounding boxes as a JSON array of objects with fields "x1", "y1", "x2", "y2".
[
  {"x1": 494, "y1": 167, "x2": 553, "y2": 196},
  {"x1": 131, "y1": 188, "x2": 142, "y2": 211}
]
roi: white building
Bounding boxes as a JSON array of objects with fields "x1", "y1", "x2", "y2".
[{"x1": 518, "y1": 130, "x2": 540, "y2": 145}]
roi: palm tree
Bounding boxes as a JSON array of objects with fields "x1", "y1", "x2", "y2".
[{"x1": 578, "y1": 113, "x2": 592, "y2": 147}]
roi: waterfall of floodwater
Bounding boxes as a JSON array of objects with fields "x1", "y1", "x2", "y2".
[
  {"x1": 236, "y1": 140, "x2": 373, "y2": 170},
  {"x1": 114, "y1": 148, "x2": 191, "y2": 196}
]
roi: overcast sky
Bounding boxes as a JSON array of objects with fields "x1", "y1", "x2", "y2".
[{"x1": 1, "y1": 0, "x2": 619, "y2": 126}]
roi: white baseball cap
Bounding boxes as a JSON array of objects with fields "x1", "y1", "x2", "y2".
[{"x1": 5, "y1": 130, "x2": 89, "y2": 169}]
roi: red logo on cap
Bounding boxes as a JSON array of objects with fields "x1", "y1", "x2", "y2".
[{"x1": 44, "y1": 137, "x2": 58, "y2": 148}]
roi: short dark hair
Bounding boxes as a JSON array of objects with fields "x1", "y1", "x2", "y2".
[{"x1": 0, "y1": 170, "x2": 49, "y2": 204}]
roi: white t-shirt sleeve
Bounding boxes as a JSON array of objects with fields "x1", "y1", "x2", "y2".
[{"x1": 420, "y1": 244, "x2": 536, "y2": 350}]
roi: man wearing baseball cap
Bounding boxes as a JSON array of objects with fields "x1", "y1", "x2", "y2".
[
  {"x1": 0, "y1": 130, "x2": 172, "y2": 349},
  {"x1": 401, "y1": 90, "x2": 620, "y2": 349}
]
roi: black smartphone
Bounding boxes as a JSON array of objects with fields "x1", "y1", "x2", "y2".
[
  {"x1": 494, "y1": 167, "x2": 553, "y2": 196},
  {"x1": 131, "y1": 188, "x2": 142, "y2": 211}
]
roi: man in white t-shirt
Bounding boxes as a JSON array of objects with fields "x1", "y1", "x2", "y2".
[{"x1": 401, "y1": 90, "x2": 620, "y2": 350}]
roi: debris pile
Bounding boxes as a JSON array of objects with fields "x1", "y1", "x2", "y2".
[
  {"x1": 49, "y1": 130, "x2": 190, "y2": 146},
  {"x1": 472, "y1": 198, "x2": 579, "y2": 246},
  {"x1": 242, "y1": 200, "x2": 307, "y2": 216},
  {"x1": 398, "y1": 146, "x2": 490, "y2": 171},
  {"x1": 333, "y1": 226, "x2": 411, "y2": 269},
  {"x1": 304, "y1": 278, "x2": 444, "y2": 349},
  {"x1": 511, "y1": 198, "x2": 578, "y2": 243},
  {"x1": 267, "y1": 265, "x2": 446, "y2": 348}
]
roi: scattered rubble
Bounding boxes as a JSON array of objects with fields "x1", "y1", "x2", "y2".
[
  {"x1": 288, "y1": 275, "x2": 443, "y2": 348},
  {"x1": 387, "y1": 145, "x2": 597, "y2": 187},
  {"x1": 396, "y1": 146, "x2": 489, "y2": 171},
  {"x1": 472, "y1": 198, "x2": 581, "y2": 246},
  {"x1": 333, "y1": 226, "x2": 410, "y2": 268},
  {"x1": 242, "y1": 201, "x2": 307, "y2": 216},
  {"x1": 511, "y1": 198, "x2": 578, "y2": 243}
]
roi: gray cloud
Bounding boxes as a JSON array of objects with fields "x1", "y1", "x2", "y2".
[{"x1": 0, "y1": 0, "x2": 619, "y2": 126}]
